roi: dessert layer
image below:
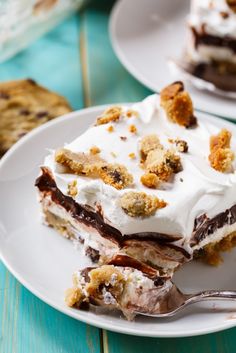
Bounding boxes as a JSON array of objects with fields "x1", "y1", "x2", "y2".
[
  {"x1": 187, "y1": 1, "x2": 236, "y2": 68},
  {"x1": 189, "y1": 0, "x2": 236, "y2": 38},
  {"x1": 41, "y1": 93, "x2": 236, "y2": 253},
  {"x1": 36, "y1": 166, "x2": 236, "y2": 264},
  {"x1": 65, "y1": 265, "x2": 174, "y2": 319},
  {"x1": 183, "y1": 60, "x2": 236, "y2": 91}
]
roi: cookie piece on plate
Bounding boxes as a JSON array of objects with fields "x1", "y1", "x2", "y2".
[{"x1": 0, "y1": 79, "x2": 72, "y2": 156}]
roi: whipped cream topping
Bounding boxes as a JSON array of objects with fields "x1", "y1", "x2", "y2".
[
  {"x1": 44, "y1": 95, "x2": 236, "y2": 251},
  {"x1": 188, "y1": 0, "x2": 236, "y2": 38}
]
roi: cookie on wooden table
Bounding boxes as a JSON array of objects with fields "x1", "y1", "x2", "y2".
[{"x1": 0, "y1": 79, "x2": 72, "y2": 156}]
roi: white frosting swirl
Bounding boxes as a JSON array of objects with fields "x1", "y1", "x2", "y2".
[{"x1": 43, "y1": 94, "x2": 236, "y2": 250}]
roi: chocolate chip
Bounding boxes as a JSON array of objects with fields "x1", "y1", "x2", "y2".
[
  {"x1": 0, "y1": 92, "x2": 10, "y2": 99},
  {"x1": 79, "y1": 301, "x2": 90, "y2": 310},
  {"x1": 153, "y1": 278, "x2": 165, "y2": 287},
  {"x1": 36, "y1": 111, "x2": 48, "y2": 118},
  {"x1": 85, "y1": 246, "x2": 100, "y2": 262},
  {"x1": 220, "y1": 11, "x2": 229, "y2": 18},
  {"x1": 18, "y1": 132, "x2": 26, "y2": 138},
  {"x1": 27, "y1": 78, "x2": 37, "y2": 85},
  {"x1": 110, "y1": 170, "x2": 122, "y2": 183},
  {"x1": 120, "y1": 136, "x2": 127, "y2": 141},
  {"x1": 19, "y1": 108, "x2": 30, "y2": 116}
]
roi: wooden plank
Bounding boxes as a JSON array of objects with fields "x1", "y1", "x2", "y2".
[
  {"x1": 0, "y1": 13, "x2": 101, "y2": 353},
  {"x1": 105, "y1": 328, "x2": 236, "y2": 353},
  {"x1": 0, "y1": 264, "x2": 100, "y2": 353},
  {"x1": 82, "y1": 9, "x2": 151, "y2": 107}
]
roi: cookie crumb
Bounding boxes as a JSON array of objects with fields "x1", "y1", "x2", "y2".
[
  {"x1": 209, "y1": 129, "x2": 234, "y2": 172},
  {"x1": 175, "y1": 139, "x2": 188, "y2": 153},
  {"x1": 145, "y1": 148, "x2": 182, "y2": 181},
  {"x1": 129, "y1": 124, "x2": 137, "y2": 134},
  {"x1": 226, "y1": 0, "x2": 236, "y2": 13},
  {"x1": 99, "y1": 164, "x2": 133, "y2": 190},
  {"x1": 90, "y1": 146, "x2": 101, "y2": 155},
  {"x1": 107, "y1": 125, "x2": 114, "y2": 133},
  {"x1": 55, "y1": 148, "x2": 133, "y2": 189},
  {"x1": 140, "y1": 173, "x2": 160, "y2": 188},
  {"x1": 160, "y1": 82, "x2": 197, "y2": 128},
  {"x1": 85, "y1": 265, "x2": 124, "y2": 298},
  {"x1": 96, "y1": 106, "x2": 122, "y2": 125},
  {"x1": 128, "y1": 152, "x2": 136, "y2": 159},
  {"x1": 120, "y1": 191, "x2": 167, "y2": 217},
  {"x1": 126, "y1": 109, "x2": 139, "y2": 118},
  {"x1": 65, "y1": 287, "x2": 84, "y2": 307},
  {"x1": 111, "y1": 151, "x2": 117, "y2": 158},
  {"x1": 140, "y1": 134, "x2": 163, "y2": 162},
  {"x1": 67, "y1": 179, "x2": 78, "y2": 197}
]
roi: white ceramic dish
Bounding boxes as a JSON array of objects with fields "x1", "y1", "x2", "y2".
[
  {"x1": 109, "y1": 0, "x2": 236, "y2": 120},
  {"x1": 1, "y1": 106, "x2": 236, "y2": 337}
]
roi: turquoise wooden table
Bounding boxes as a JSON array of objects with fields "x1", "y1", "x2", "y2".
[{"x1": 1, "y1": 2, "x2": 236, "y2": 352}]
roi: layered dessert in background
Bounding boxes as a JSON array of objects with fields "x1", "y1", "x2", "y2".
[
  {"x1": 185, "y1": 0, "x2": 236, "y2": 91},
  {"x1": 35, "y1": 82, "x2": 236, "y2": 319},
  {"x1": 0, "y1": 0, "x2": 84, "y2": 63}
]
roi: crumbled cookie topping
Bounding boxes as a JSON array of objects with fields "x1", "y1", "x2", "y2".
[
  {"x1": 175, "y1": 139, "x2": 188, "y2": 153},
  {"x1": 120, "y1": 191, "x2": 167, "y2": 217},
  {"x1": 160, "y1": 82, "x2": 197, "y2": 128},
  {"x1": 85, "y1": 265, "x2": 125, "y2": 299},
  {"x1": 145, "y1": 148, "x2": 182, "y2": 181},
  {"x1": 126, "y1": 109, "x2": 139, "y2": 118},
  {"x1": 55, "y1": 148, "x2": 133, "y2": 189},
  {"x1": 99, "y1": 164, "x2": 133, "y2": 190},
  {"x1": 107, "y1": 125, "x2": 114, "y2": 133},
  {"x1": 128, "y1": 153, "x2": 136, "y2": 159},
  {"x1": 140, "y1": 173, "x2": 160, "y2": 188},
  {"x1": 140, "y1": 134, "x2": 163, "y2": 162},
  {"x1": 55, "y1": 148, "x2": 104, "y2": 176},
  {"x1": 226, "y1": 0, "x2": 236, "y2": 13},
  {"x1": 89, "y1": 146, "x2": 101, "y2": 155},
  {"x1": 209, "y1": 129, "x2": 234, "y2": 172},
  {"x1": 96, "y1": 106, "x2": 122, "y2": 125},
  {"x1": 65, "y1": 287, "x2": 84, "y2": 307},
  {"x1": 210, "y1": 128, "x2": 231, "y2": 150},
  {"x1": 129, "y1": 124, "x2": 137, "y2": 134},
  {"x1": 67, "y1": 180, "x2": 78, "y2": 197}
]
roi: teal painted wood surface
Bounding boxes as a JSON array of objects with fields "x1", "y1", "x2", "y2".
[{"x1": 1, "y1": 2, "x2": 236, "y2": 353}]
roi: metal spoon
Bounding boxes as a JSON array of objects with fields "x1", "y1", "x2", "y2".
[{"x1": 135, "y1": 282, "x2": 236, "y2": 318}]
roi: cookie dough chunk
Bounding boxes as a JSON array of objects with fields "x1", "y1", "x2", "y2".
[
  {"x1": 160, "y1": 82, "x2": 197, "y2": 128},
  {"x1": 209, "y1": 129, "x2": 234, "y2": 172},
  {"x1": 120, "y1": 191, "x2": 167, "y2": 217},
  {"x1": 0, "y1": 79, "x2": 72, "y2": 156}
]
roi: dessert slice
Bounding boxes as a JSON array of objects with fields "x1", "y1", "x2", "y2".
[
  {"x1": 65, "y1": 265, "x2": 174, "y2": 320},
  {"x1": 35, "y1": 82, "x2": 236, "y2": 318},
  {"x1": 185, "y1": 0, "x2": 236, "y2": 91}
]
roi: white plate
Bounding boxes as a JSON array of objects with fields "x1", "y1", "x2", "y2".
[
  {"x1": 110, "y1": 0, "x2": 236, "y2": 120},
  {"x1": 1, "y1": 106, "x2": 236, "y2": 337}
]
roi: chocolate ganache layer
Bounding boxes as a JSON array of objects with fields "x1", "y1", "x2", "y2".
[
  {"x1": 191, "y1": 27, "x2": 236, "y2": 53},
  {"x1": 36, "y1": 167, "x2": 236, "y2": 257}
]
